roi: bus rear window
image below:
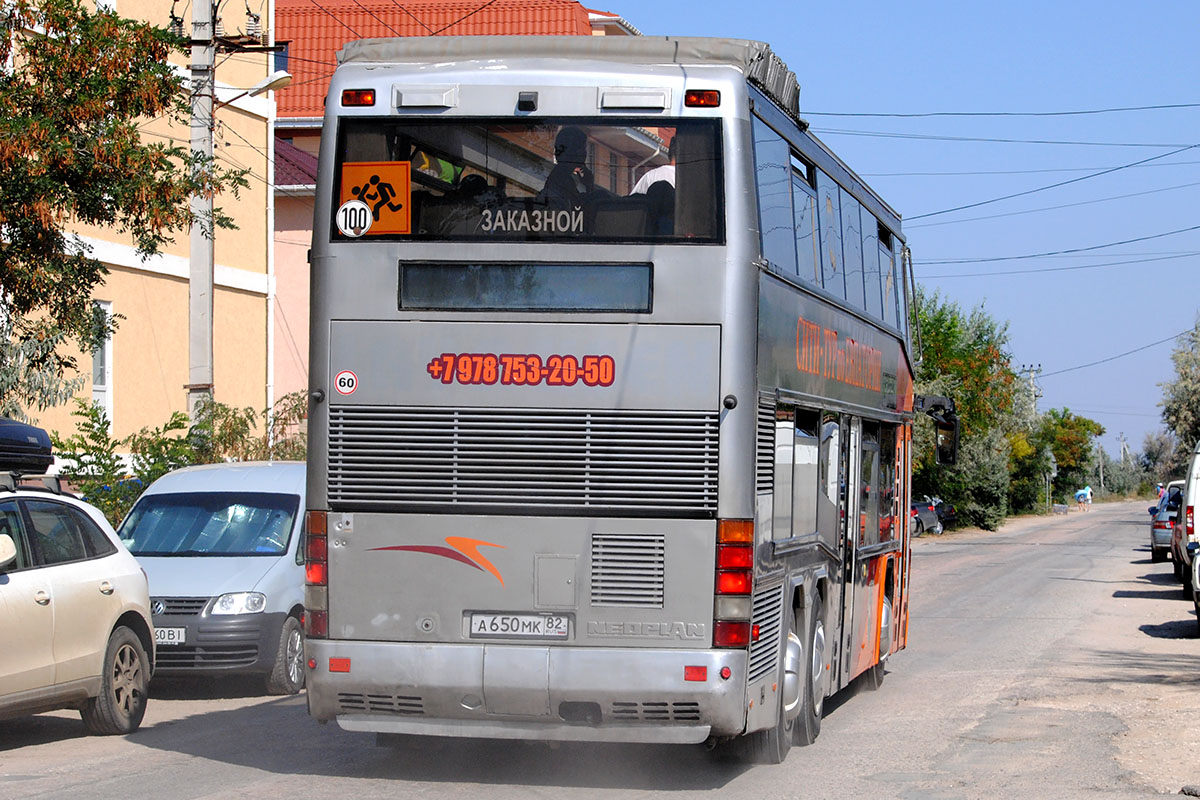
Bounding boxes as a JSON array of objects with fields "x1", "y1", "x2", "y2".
[
  {"x1": 332, "y1": 118, "x2": 723, "y2": 244},
  {"x1": 400, "y1": 263, "x2": 651, "y2": 312}
]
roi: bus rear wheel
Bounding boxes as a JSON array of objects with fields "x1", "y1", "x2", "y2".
[{"x1": 795, "y1": 594, "x2": 824, "y2": 747}]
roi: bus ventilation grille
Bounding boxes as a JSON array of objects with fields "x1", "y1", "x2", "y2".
[
  {"x1": 748, "y1": 582, "x2": 785, "y2": 684},
  {"x1": 756, "y1": 399, "x2": 775, "y2": 494},
  {"x1": 611, "y1": 701, "x2": 701, "y2": 722},
  {"x1": 327, "y1": 406, "x2": 718, "y2": 518},
  {"x1": 337, "y1": 692, "x2": 424, "y2": 715},
  {"x1": 590, "y1": 533, "x2": 666, "y2": 608}
]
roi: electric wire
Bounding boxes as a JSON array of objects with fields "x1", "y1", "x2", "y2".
[
  {"x1": 922, "y1": 225, "x2": 1200, "y2": 265},
  {"x1": 804, "y1": 102, "x2": 1200, "y2": 118},
  {"x1": 813, "y1": 128, "x2": 1193, "y2": 148},
  {"x1": 1040, "y1": 330, "x2": 1190, "y2": 378},
  {"x1": 908, "y1": 143, "x2": 1200, "y2": 220},
  {"x1": 920, "y1": 251, "x2": 1199, "y2": 279}
]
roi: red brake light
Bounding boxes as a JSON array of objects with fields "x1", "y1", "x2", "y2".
[
  {"x1": 1188, "y1": 506, "x2": 1195, "y2": 537},
  {"x1": 684, "y1": 89, "x2": 720, "y2": 107},
  {"x1": 683, "y1": 666, "x2": 707, "y2": 682},
  {"x1": 713, "y1": 620, "x2": 750, "y2": 647},
  {"x1": 307, "y1": 610, "x2": 328, "y2": 638},
  {"x1": 716, "y1": 570, "x2": 752, "y2": 595},
  {"x1": 341, "y1": 88, "x2": 375, "y2": 107},
  {"x1": 717, "y1": 544, "x2": 753, "y2": 569},
  {"x1": 305, "y1": 562, "x2": 327, "y2": 586}
]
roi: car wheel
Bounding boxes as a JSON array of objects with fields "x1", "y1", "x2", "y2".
[
  {"x1": 265, "y1": 615, "x2": 305, "y2": 695},
  {"x1": 81, "y1": 626, "x2": 149, "y2": 735},
  {"x1": 1174, "y1": 555, "x2": 1184, "y2": 582},
  {"x1": 1152, "y1": 547, "x2": 1166, "y2": 563},
  {"x1": 914, "y1": 519, "x2": 924, "y2": 537},
  {"x1": 932, "y1": 520, "x2": 944, "y2": 535}
]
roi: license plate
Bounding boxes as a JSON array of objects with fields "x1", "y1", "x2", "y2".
[
  {"x1": 469, "y1": 613, "x2": 569, "y2": 640},
  {"x1": 155, "y1": 627, "x2": 186, "y2": 645}
]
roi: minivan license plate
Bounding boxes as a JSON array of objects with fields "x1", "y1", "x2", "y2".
[
  {"x1": 156, "y1": 627, "x2": 186, "y2": 645},
  {"x1": 469, "y1": 613, "x2": 568, "y2": 640}
]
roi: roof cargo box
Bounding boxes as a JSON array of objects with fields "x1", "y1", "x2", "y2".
[{"x1": 0, "y1": 418, "x2": 53, "y2": 475}]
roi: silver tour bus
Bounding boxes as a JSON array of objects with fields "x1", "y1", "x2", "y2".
[{"x1": 304, "y1": 35, "x2": 953, "y2": 763}]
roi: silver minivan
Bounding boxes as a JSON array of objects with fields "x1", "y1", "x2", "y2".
[{"x1": 118, "y1": 462, "x2": 306, "y2": 693}]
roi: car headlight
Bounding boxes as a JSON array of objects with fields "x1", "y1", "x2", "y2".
[{"x1": 211, "y1": 592, "x2": 267, "y2": 615}]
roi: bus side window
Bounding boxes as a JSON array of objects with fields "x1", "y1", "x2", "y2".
[
  {"x1": 751, "y1": 116, "x2": 797, "y2": 275},
  {"x1": 862, "y1": 213, "x2": 884, "y2": 320},
  {"x1": 817, "y1": 411, "x2": 841, "y2": 552},
  {"x1": 840, "y1": 188, "x2": 865, "y2": 311},
  {"x1": 793, "y1": 409, "x2": 820, "y2": 536},
  {"x1": 772, "y1": 405, "x2": 795, "y2": 542},
  {"x1": 879, "y1": 424, "x2": 898, "y2": 542},
  {"x1": 859, "y1": 421, "x2": 880, "y2": 547},
  {"x1": 816, "y1": 170, "x2": 844, "y2": 300}
]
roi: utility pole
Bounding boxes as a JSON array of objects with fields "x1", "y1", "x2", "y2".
[
  {"x1": 187, "y1": 0, "x2": 215, "y2": 420},
  {"x1": 1019, "y1": 364, "x2": 1042, "y2": 418},
  {"x1": 185, "y1": 5, "x2": 283, "y2": 420}
]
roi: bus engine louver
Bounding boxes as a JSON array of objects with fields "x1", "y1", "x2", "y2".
[{"x1": 327, "y1": 406, "x2": 718, "y2": 518}]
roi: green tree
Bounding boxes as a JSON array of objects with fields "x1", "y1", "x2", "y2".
[
  {"x1": 1161, "y1": 318, "x2": 1200, "y2": 451},
  {"x1": 1035, "y1": 408, "x2": 1105, "y2": 501},
  {"x1": 912, "y1": 288, "x2": 1018, "y2": 529},
  {"x1": 0, "y1": 0, "x2": 246, "y2": 418},
  {"x1": 1142, "y1": 429, "x2": 1187, "y2": 484}
]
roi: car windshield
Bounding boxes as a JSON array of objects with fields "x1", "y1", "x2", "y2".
[{"x1": 119, "y1": 492, "x2": 299, "y2": 556}]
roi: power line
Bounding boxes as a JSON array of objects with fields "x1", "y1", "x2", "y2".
[
  {"x1": 345, "y1": 0, "x2": 403, "y2": 36},
  {"x1": 306, "y1": 0, "x2": 366, "y2": 40},
  {"x1": 1040, "y1": 330, "x2": 1189, "y2": 379},
  {"x1": 804, "y1": 102, "x2": 1200, "y2": 118},
  {"x1": 921, "y1": 251, "x2": 1195, "y2": 280},
  {"x1": 863, "y1": 159, "x2": 1200, "y2": 178},
  {"x1": 906, "y1": 180, "x2": 1200, "y2": 230},
  {"x1": 922, "y1": 225, "x2": 1200, "y2": 265},
  {"x1": 429, "y1": 0, "x2": 501, "y2": 35},
  {"x1": 813, "y1": 127, "x2": 1192, "y2": 148},
  {"x1": 908, "y1": 143, "x2": 1200, "y2": 221}
]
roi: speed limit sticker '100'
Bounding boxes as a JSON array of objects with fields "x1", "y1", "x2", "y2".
[{"x1": 425, "y1": 353, "x2": 615, "y2": 387}]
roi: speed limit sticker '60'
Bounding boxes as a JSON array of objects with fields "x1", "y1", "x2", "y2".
[
  {"x1": 333, "y1": 370, "x2": 358, "y2": 395},
  {"x1": 426, "y1": 353, "x2": 615, "y2": 387}
]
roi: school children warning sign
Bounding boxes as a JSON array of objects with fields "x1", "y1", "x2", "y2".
[{"x1": 338, "y1": 162, "x2": 411, "y2": 236}]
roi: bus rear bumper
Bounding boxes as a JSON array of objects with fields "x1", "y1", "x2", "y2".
[{"x1": 305, "y1": 640, "x2": 749, "y2": 744}]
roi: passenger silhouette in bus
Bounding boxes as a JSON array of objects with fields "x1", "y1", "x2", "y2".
[
  {"x1": 538, "y1": 126, "x2": 593, "y2": 206},
  {"x1": 352, "y1": 174, "x2": 404, "y2": 221},
  {"x1": 630, "y1": 136, "x2": 676, "y2": 195}
]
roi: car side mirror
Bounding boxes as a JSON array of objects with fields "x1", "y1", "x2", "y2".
[
  {"x1": 1168, "y1": 500, "x2": 1181, "y2": 512},
  {"x1": 0, "y1": 533, "x2": 16, "y2": 569}
]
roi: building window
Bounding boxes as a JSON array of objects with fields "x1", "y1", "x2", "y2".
[
  {"x1": 275, "y1": 42, "x2": 290, "y2": 74},
  {"x1": 92, "y1": 301, "x2": 113, "y2": 426}
]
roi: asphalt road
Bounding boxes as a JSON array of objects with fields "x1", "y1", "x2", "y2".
[{"x1": 4, "y1": 499, "x2": 1198, "y2": 799}]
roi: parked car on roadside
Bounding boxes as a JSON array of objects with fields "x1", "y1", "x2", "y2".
[
  {"x1": 0, "y1": 418, "x2": 154, "y2": 734},
  {"x1": 922, "y1": 495, "x2": 958, "y2": 530},
  {"x1": 910, "y1": 500, "x2": 942, "y2": 536},
  {"x1": 1180, "y1": 442, "x2": 1200, "y2": 597},
  {"x1": 1149, "y1": 480, "x2": 1183, "y2": 564},
  {"x1": 117, "y1": 462, "x2": 306, "y2": 694}
]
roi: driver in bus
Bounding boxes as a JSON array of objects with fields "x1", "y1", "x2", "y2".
[{"x1": 538, "y1": 126, "x2": 594, "y2": 205}]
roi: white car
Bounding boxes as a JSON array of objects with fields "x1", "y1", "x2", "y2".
[
  {"x1": 0, "y1": 419, "x2": 155, "y2": 734},
  {"x1": 118, "y1": 462, "x2": 307, "y2": 694}
]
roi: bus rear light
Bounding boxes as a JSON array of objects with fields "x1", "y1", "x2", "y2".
[
  {"x1": 306, "y1": 610, "x2": 328, "y2": 638},
  {"x1": 714, "y1": 595, "x2": 751, "y2": 620},
  {"x1": 716, "y1": 570, "x2": 751, "y2": 595},
  {"x1": 307, "y1": 510, "x2": 328, "y2": 536},
  {"x1": 329, "y1": 657, "x2": 351, "y2": 673},
  {"x1": 305, "y1": 562, "x2": 327, "y2": 586},
  {"x1": 751, "y1": 623, "x2": 760, "y2": 642},
  {"x1": 717, "y1": 519, "x2": 754, "y2": 544},
  {"x1": 717, "y1": 544, "x2": 753, "y2": 569},
  {"x1": 1188, "y1": 506, "x2": 1195, "y2": 539},
  {"x1": 341, "y1": 88, "x2": 375, "y2": 106},
  {"x1": 683, "y1": 666, "x2": 707, "y2": 682},
  {"x1": 714, "y1": 621, "x2": 750, "y2": 648},
  {"x1": 685, "y1": 89, "x2": 720, "y2": 107},
  {"x1": 719, "y1": 666, "x2": 732, "y2": 680}
]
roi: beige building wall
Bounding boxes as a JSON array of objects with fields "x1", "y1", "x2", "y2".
[{"x1": 33, "y1": 0, "x2": 278, "y2": 444}]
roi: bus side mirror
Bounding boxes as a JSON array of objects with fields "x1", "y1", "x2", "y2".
[{"x1": 935, "y1": 416, "x2": 958, "y2": 466}]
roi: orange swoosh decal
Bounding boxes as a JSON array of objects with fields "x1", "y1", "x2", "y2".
[{"x1": 445, "y1": 536, "x2": 505, "y2": 586}]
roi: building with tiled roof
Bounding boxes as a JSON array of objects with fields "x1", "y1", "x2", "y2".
[{"x1": 269, "y1": 1, "x2": 638, "y2": 399}]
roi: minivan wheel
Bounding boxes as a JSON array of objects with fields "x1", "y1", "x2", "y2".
[
  {"x1": 81, "y1": 626, "x2": 149, "y2": 735},
  {"x1": 266, "y1": 616, "x2": 305, "y2": 695}
]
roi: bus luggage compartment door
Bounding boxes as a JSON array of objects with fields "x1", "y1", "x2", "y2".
[{"x1": 483, "y1": 645, "x2": 550, "y2": 717}]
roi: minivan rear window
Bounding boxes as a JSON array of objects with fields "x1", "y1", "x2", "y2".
[{"x1": 120, "y1": 492, "x2": 300, "y2": 557}]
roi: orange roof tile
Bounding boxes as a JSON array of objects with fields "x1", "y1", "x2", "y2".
[{"x1": 275, "y1": 0, "x2": 594, "y2": 119}]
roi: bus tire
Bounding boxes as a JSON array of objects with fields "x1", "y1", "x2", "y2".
[
  {"x1": 740, "y1": 610, "x2": 799, "y2": 764},
  {"x1": 795, "y1": 594, "x2": 824, "y2": 747}
]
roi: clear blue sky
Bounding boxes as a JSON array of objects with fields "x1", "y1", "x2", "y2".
[{"x1": 609, "y1": 0, "x2": 1200, "y2": 459}]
